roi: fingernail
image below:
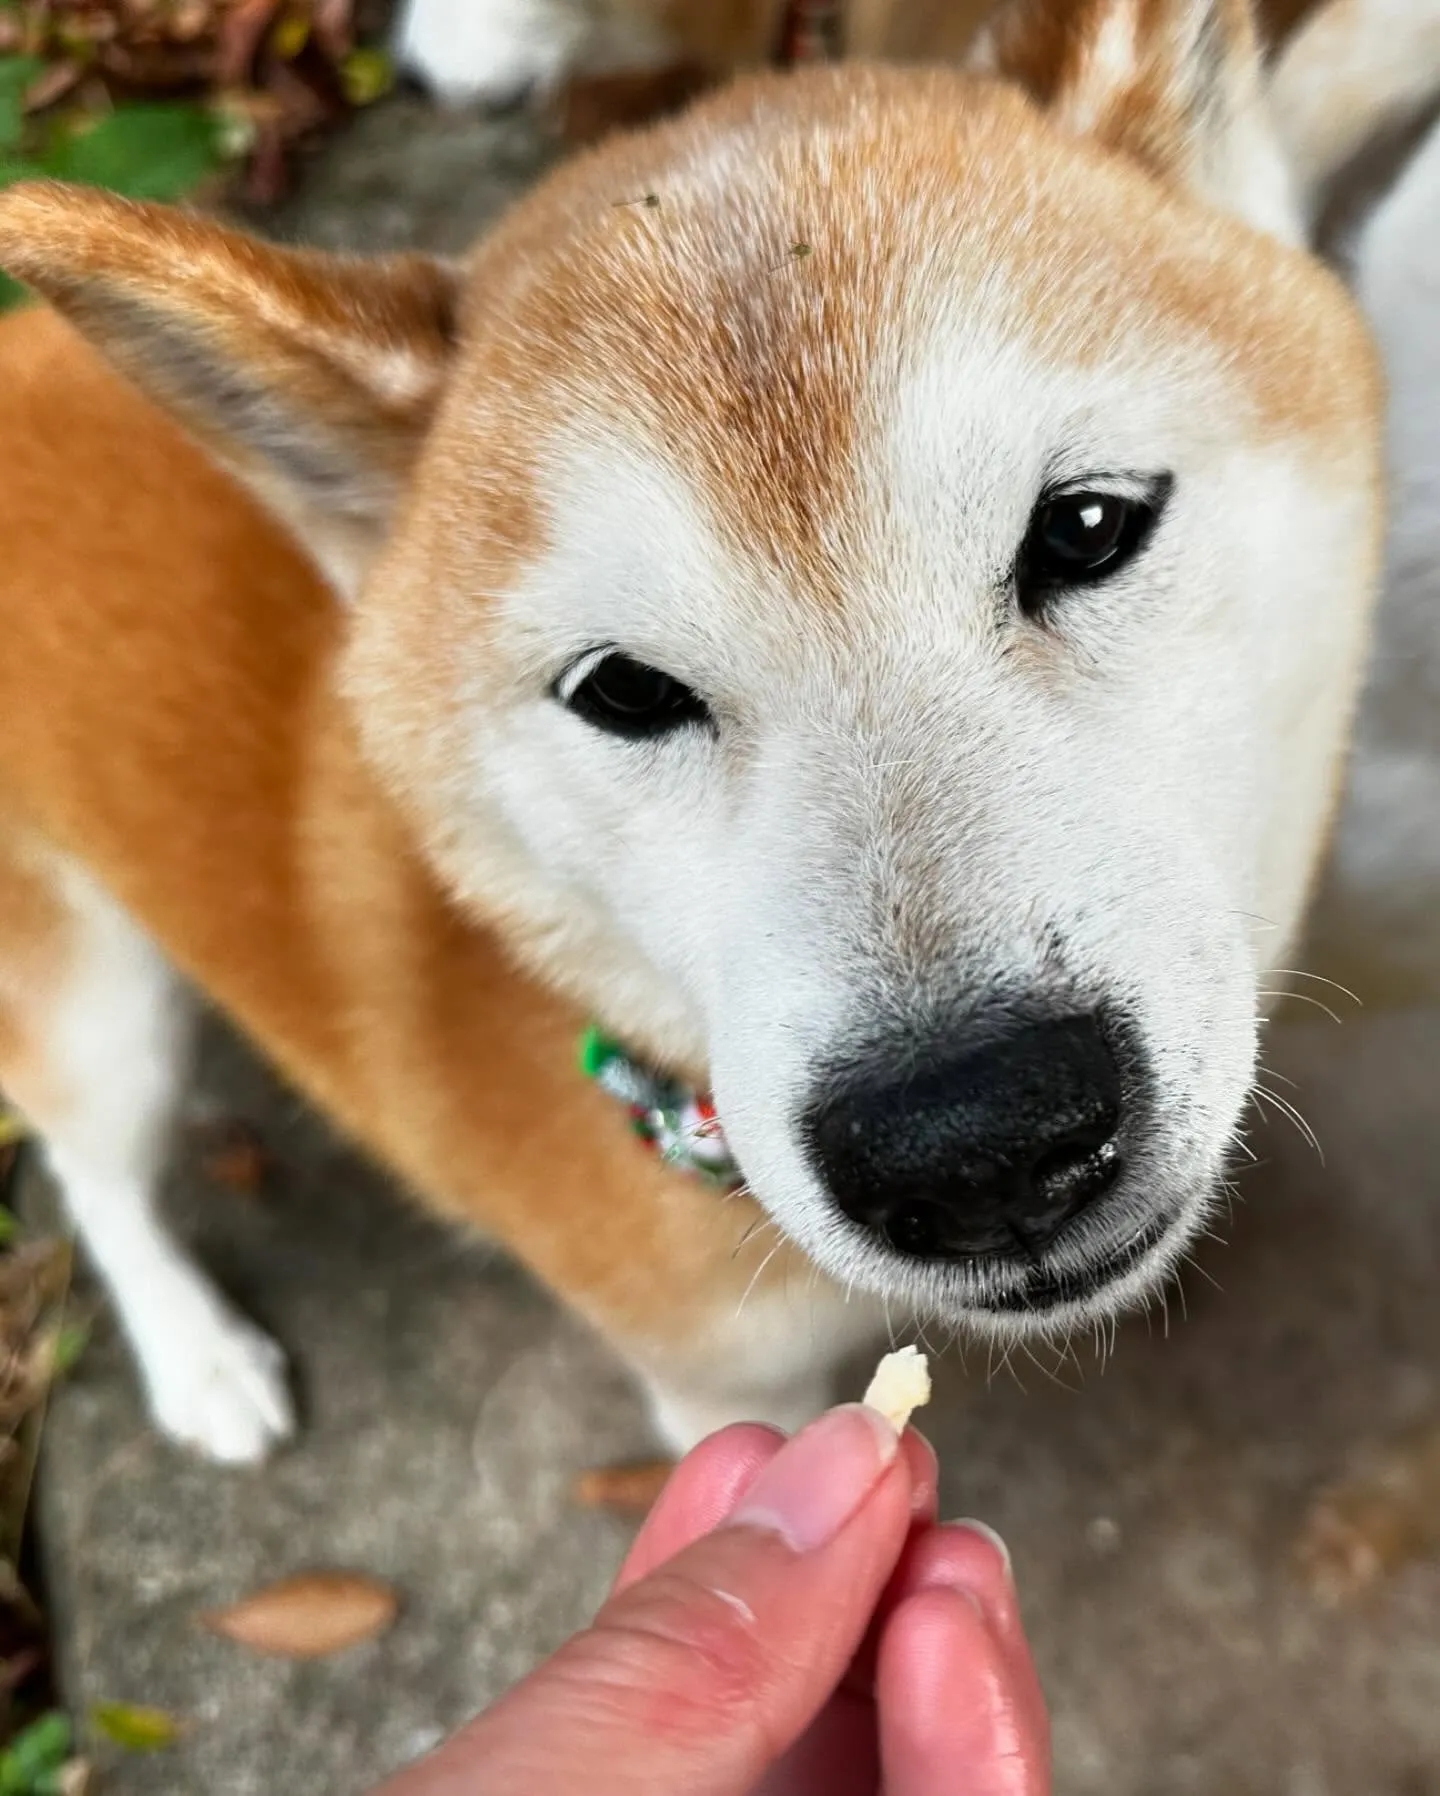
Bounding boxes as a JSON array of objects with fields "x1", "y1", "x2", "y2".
[
  {"x1": 947, "y1": 1517, "x2": 1014, "y2": 1586},
  {"x1": 730, "y1": 1403, "x2": 899, "y2": 1552},
  {"x1": 907, "y1": 1431, "x2": 939, "y2": 1517}
]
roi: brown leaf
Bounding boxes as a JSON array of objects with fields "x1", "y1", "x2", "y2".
[
  {"x1": 200, "y1": 1572, "x2": 398, "y2": 1658},
  {"x1": 573, "y1": 1458, "x2": 676, "y2": 1516},
  {"x1": 1296, "y1": 1420, "x2": 1440, "y2": 1604},
  {"x1": 22, "y1": 61, "x2": 83, "y2": 113},
  {"x1": 311, "y1": 0, "x2": 356, "y2": 61},
  {"x1": 200, "y1": 1123, "x2": 274, "y2": 1199},
  {"x1": 215, "y1": 0, "x2": 281, "y2": 86},
  {"x1": 240, "y1": 117, "x2": 290, "y2": 205},
  {"x1": 0, "y1": 1647, "x2": 43, "y2": 1695}
]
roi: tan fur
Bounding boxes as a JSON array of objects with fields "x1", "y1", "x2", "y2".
[
  {"x1": 0, "y1": 304, "x2": 803, "y2": 1365},
  {"x1": 407, "y1": 66, "x2": 1368, "y2": 570},
  {"x1": 0, "y1": 830, "x2": 75, "y2": 1117}
]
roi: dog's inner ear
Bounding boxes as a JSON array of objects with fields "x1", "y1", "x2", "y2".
[
  {"x1": 0, "y1": 182, "x2": 461, "y2": 596},
  {"x1": 970, "y1": 0, "x2": 1299, "y2": 239}
]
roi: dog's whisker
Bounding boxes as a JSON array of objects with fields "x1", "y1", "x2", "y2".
[
  {"x1": 1266, "y1": 967, "x2": 1363, "y2": 1006},
  {"x1": 1250, "y1": 1081, "x2": 1325, "y2": 1161},
  {"x1": 731, "y1": 1211, "x2": 776, "y2": 1261},
  {"x1": 735, "y1": 1239, "x2": 785, "y2": 1318},
  {"x1": 1257, "y1": 986, "x2": 1345, "y2": 1025}
]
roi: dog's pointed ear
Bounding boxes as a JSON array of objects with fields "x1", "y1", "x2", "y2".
[
  {"x1": 970, "y1": 0, "x2": 1299, "y2": 239},
  {"x1": 0, "y1": 182, "x2": 462, "y2": 595}
]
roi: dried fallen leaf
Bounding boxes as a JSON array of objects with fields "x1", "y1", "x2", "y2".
[
  {"x1": 90, "y1": 1701, "x2": 183, "y2": 1753},
  {"x1": 0, "y1": 1646, "x2": 42, "y2": 1696},
  {"x1": 200, "y1": 1121, "x2": 274, "y2": 1198},
  {"x1": 201, "y1": 1572, "x2": 398, "y2": 1659},
  {"x1": 1297, "y1": 1421, "x2": 1440, "y2": 1604},
  {"x1": 573, "y1": 1459, "x2": 676, "y2": 1516}
]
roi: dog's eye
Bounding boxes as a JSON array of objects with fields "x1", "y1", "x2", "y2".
[
  {"x1": 1016, "y1": 477, "x2": 1171, "y2": 615},
  {"x1": 555, "y1": 649, "x2": 710, "y2": 740}
]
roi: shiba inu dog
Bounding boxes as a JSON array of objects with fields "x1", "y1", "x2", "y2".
[{"x1": 0, "y1": 0, "x2": 1421, "y2": 1466}]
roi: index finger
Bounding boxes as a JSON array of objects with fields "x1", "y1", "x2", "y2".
[
  {"x1": 615, "y1": 1425, "x2": 942, "y2": 1596},
  {"x1": 613, "y1": 1424, "x2": 785, "y2": 1594}
]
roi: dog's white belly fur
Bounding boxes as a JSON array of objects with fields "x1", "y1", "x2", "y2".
[{"x1": 1311, "y1": 117, "x2": 1440, "y2": 998}]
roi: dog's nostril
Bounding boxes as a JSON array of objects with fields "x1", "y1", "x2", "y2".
[
  {"x1": 884, "y1": 1202, "x2": 938, "y2": 1259},
  {"x1": 1031, "y1": 1136, "x2": 1123, "y2": 1212}
]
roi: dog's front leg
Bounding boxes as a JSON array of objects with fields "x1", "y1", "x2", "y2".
[{"x1": 0, "y1": 844, "x2": 295, "y2": 1465}]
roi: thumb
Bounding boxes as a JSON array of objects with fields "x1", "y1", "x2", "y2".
[{"x1": 382, "y1": 1404, "x2": 915, "y2": 1796}]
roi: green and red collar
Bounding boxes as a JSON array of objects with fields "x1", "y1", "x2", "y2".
[{"x1": 579, "y1": 1027, "x2": 741, "y2": 1189}]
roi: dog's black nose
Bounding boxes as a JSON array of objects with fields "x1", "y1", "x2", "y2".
[{"x1": 804, "y1": 1014, "x2": 1126, "y2": 1261}]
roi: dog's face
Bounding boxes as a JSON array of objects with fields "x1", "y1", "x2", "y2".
[
  {"x1": 347, "y1": 55, "x2": 1379, "y2": 1333},
  {"x1": 0, "y1": 1, "x2": 1382, "y2": 1338}
]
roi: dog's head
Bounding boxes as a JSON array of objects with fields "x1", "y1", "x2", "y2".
[{"x1": 0, "y1": 0, "x2": 1383, "y2": 1336}]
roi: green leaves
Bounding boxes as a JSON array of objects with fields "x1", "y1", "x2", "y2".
[
  {"x1": 40, "y1": 102, "x2": 224, "y2": 203},
  {"x1": 46, "y1": 1323, "x2": 87, "y2": 1379},
  {"x1": 0, "y1": 57, "x2": 41, "y2": 156},
  {"x1": 0, "y1": 1712, "x2": 71, "y2": 1795},
  {"x1": 339, "y1": 46, "x2": 393, "y2": 108},
  {"x1": 89, "y1": 1703, "x2": 181, "y2": 1754},
  {"x1": 0, "y1": 51, "x2": 228, "y2": 311}
]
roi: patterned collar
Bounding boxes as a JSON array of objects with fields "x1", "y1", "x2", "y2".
[{"x1": 580, "y1": 1027, "x2": 741, "y2": 1189}]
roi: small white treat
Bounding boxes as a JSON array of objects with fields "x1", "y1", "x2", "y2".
[{"x1": 862, "y1": 1346, "x2": 932, "y2": 1431}]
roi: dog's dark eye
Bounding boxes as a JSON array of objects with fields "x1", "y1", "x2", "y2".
[
  {"x1": 555, "y1": 649, "x2": 709, "y2": 740},
  {"x1": 1016, "y1": 477, "x2": 1171, "y2": 615}
]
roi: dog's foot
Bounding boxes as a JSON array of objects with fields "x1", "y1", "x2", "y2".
[
  {"x1": 140, "y1": 1296, "x2": 296, "y2": 1466},
  {"x1": 394, "y1": 0, "x2": 594, "y2": 106}
]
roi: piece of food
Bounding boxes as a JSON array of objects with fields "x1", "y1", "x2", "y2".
[{"x1": 862, "y1": 1346, "x2": 932, "y2": 1431}]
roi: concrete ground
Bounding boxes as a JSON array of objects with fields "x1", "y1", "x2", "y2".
[{"x1": 28, "y1": 95, "x2": 1440, "y2": 1796}]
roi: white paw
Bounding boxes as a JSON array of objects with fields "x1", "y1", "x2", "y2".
[
  {"x1": 395, "y1": 0, "x2": 591, "y2": 105},
  {"x1": 141, "y1": 1302, "x2": 296, "y2": 1467}
]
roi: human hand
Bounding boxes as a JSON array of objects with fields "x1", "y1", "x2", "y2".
[{"x1": 375, "y1": 1404, "x2": 1050, "y2": 1795}]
